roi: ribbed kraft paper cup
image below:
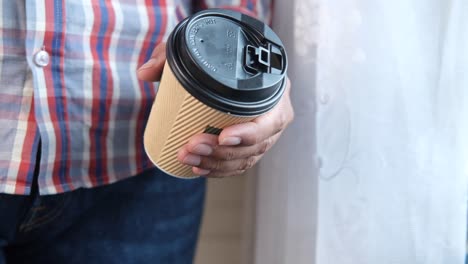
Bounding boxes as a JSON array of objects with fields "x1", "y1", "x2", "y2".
[{"x1": 144, "y1": 9, "x2": 288, "y2": 178}]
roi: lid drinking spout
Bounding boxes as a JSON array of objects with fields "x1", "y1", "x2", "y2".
[{"x1": 244, "y1": 44, "x2": 284, "y2": 75}]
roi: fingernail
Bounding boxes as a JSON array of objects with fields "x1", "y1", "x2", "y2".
[
  {"x1": 192, "y1": 144, "x2": 213, "y2": 156},
  {"x1": 195, "y1": 168, "x2": 211, "y2": 175},
  {"x1": 138, "y1": 58, "x2": 157, "y2": 71},
  {"x1": 182, "y1": 154, "x2": 201, "y2": 166},
  {"x1": 220, "y1": 137, "x2": 241, "y2": 146}
]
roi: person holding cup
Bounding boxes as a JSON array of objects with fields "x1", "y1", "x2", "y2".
[
  {"x1": 0, "y1": 0, "x2": 293, "y2": 263},
  {"x1": 141, "y1": 9, "x2": 292, "y2": 179}
]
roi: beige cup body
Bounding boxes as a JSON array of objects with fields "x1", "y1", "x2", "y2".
[{"x1": 144, "y1": 62, "x2": 255, "y2": 178}]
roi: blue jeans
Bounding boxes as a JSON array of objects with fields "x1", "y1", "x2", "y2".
[{"x1": 0, "y1": 168, "x2": 206, "y2": 263}]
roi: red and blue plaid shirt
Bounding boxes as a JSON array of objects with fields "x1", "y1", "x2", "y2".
[{"x1": 0, "y1": 0, "x2": 271, "y2": 195}]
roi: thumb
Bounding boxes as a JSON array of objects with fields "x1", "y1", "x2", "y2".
[{"x1": 137, "y1": 42, "x2": 167, "y2": 82}]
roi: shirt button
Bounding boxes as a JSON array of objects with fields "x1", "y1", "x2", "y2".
[{"x1": 33, "y1": 50, "x2": 50, "y2": 67}]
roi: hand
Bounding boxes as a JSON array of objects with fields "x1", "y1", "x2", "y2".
[
  {"x1": 138, "y1": 43, "x2": 295, "y2": 178},
  {"x1": 178, "y1": 79, "x2": 294, "y2": 178},
  {"x1": 137, "y1": 43, "x2": 166, "y2": 81}
]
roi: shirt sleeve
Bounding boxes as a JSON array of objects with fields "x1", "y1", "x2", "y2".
[{"x1": 193, "y1": 0, "x2": 273, "y2": 24}]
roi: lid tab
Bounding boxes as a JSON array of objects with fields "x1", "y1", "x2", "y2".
[
  {"x1": 244, "y1": 44, "x2": 283, "y2": 75},
  {"x1": 244, "y1": 44, "x2": 284, "y2": 75}
]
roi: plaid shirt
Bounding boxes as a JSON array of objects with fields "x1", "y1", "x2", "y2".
[{"x1": 0, "y1": 0, "x2": 271, "y2": 195}]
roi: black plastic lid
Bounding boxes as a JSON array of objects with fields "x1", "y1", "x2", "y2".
[{"x1": 166, "y1": 9, "x2": 288, "y2": 116}]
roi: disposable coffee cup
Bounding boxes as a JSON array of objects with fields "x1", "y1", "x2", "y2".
[{"x1": 144, "y1": 9, "x2": 288, "y2": 178}]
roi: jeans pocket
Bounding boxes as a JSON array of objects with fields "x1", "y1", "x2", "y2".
[{"x1": 18, "y1": 194, "x2": 71, "y2": 233}]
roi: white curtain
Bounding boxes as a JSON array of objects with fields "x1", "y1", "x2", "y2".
[
  {"x1": 254, "y1": 0, "x2": 319, "y2": 263},
  {"x1": 255, "y1": 0, "x2": 468, "y2": 263}
]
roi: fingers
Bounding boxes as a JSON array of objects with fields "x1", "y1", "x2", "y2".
[
  {"x1": 177, "y1": 132, "x2": 282, "y2": 178},
  {"x1": 192, "y1": 167, "x2": 246, "y2": 178},
  {"x1": 197, "y1": 155, "x2": 261, "y2": 172},
  {"x1": 182, "y1": 132, "x2": 281, "y2": 160},
  {"x1": 137, "y1": 42, "x2": 167, "y2": 82}
]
